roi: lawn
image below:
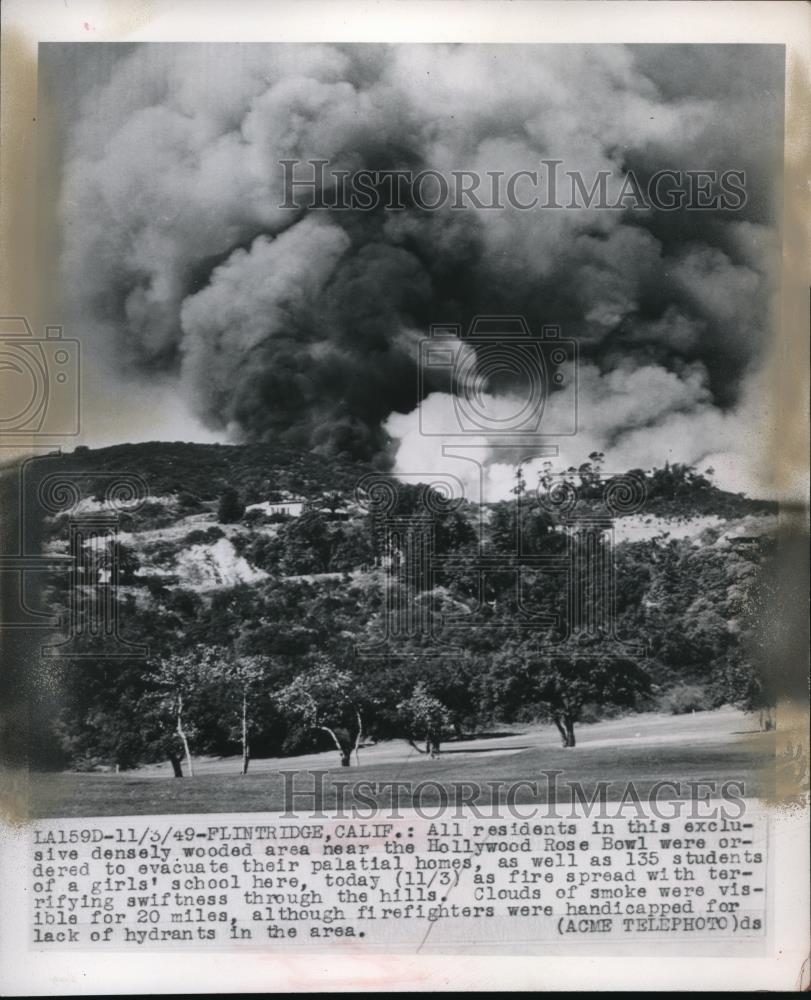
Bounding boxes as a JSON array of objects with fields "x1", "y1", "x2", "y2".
[{"x1": 25, "y1": 708, "x2": 775, "y2": 818}]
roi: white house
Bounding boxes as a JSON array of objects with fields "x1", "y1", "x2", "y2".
[{"x1": 245, "y1": 499, "x2": 305, "y2": 518}]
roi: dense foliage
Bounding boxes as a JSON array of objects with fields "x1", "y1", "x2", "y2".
[{"x1": 24, "y1": 446, "x2": 778, "y2": 772}]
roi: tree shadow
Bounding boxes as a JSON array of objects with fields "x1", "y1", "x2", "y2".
[{"x1": 448, "y1": 730, "x2": 524, "y2": 742}]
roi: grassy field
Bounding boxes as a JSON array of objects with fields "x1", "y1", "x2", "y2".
[{"x1": 25, "y1": 708, "x2": 775, "y2": 818}]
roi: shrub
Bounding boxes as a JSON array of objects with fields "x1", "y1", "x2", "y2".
[
  {"x1": 659, "y1": 683, "x2": 713, "y2": 715},
  {"x1": 578, "y1": 702, "x2": 623, "y2": 725},
  {"x1": 177, "y1": 491, "x2": 203, "y2": 511},
  {"x1": 140, "y1": 574, "x2": 171, "y2": 597},
  {"x1": 71, "y1": 753, "x2": 108, "y2": 772},
  {"x1": 218, "y1": 487, "x2": 245, "y2": 523},
  {"x1": 280, "y1": 722, "x2": 322, "y2": 757},
  {"x1": 397, "y1": 682, "x2": 451, "y2": 749},
  {"x1": 166, "y1": 588, "x2": 203, "y2": 617},
  {"x1": 42, "y1": 512, "x2": 71, "y2": 538},
  {"x1": 183, "y1": 526, "x2": 225, "y2": 546},
  {"x1": 243, "y1": 535, "x2": 282, "y2": 571},
  {"x1": 143, "y1": 539, "x2": 177, "y2": 567},
  {"x1": 267, "y1": 511, "x2": 292, "y2": 524},
  {"x1": 130, "y1": 501, "x2": 176, "y2": 531}
]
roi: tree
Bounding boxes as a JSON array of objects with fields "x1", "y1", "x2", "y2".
[
  {"x1": 54, "y1": 654, "x2": 155, "y2": 772},
  {"x1": 531, "y1": 645, "x2": 650, "y2": 747},
  {"x1": 510, "y1": 464, "x2": 527, "y2": 499},
  {"x1": 218, "y1": 487, "x2": 245, "y2": 524},
  {"x1": 397, "y1": 682, "x2": 451, "y2": 757},
  {"x1": 275, "y1": 657, "x2": 364, "y2": 766},
  {"x1": 577, "y1": 451, "x2": 605, "y2": 498},
  {"x1": 146, "y1": 647, "x2": 219, "y2": 776},
  {"x1": 279, "y1": 512, "x2": 333, "y2": 574},
  {"x1": 487, "y1": 501, "x2": 516, "y2": 553},
  {"x1": 177, "y1": 491, "x2": 203, "y2": 512},
  {"x1": 330, "y1": 524, "x2": 375, "y2": 572},
  {"x1": 116, "y1": 542, "x2": 141, "y2": 584},
  {"x1": 214, "y1": 650, "x2": 272, "y2": 774},
  {"x1": 321, "y1": 491, "x2": 347, "y2": 515},
  {"x1": 714, "y1": 561, "x2": 779, "y2": 729}
]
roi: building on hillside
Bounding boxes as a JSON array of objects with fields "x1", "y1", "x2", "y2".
[{"x1": 245, "y1": 499, "x2": 305, "y2": 518}]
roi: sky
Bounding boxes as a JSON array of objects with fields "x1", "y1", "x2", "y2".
[{"x1": 39, "y1": 42, "x2": 785, "y2": 499}]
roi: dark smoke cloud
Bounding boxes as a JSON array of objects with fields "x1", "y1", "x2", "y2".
[{"x1": 47, "y1": 43, "x2": 783, "y2": 476}]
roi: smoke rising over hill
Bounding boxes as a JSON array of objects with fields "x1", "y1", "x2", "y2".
[{"x1": 46, "y1": 43, "x2": 783, "y2": 488}]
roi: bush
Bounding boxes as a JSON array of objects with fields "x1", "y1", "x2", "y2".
[
  {"x1": 217, "y1": 487, "x2": 245, "y2": 523},
  {"x1": 183, "y1": 526, "x2": 225, "y2": 546},
  {"x1": 129, "y1": 500, "x2": 176, "y2": 531},
  {"x1": 243, "y1": 534, "x2": 282, "y2": 571},
  {"x1": 143, "y1": 539, "x2": 177, "y2": 567},
  {"x1": 42, "y1": 512, "x2": 71, "y2": 539},
  {"x1": 71, "y1": 753, "x2": 108, "y2": 772},
  {"x1": 166, "y1": 588, "x2": 203, "y2": 617},
  {"x1": 659, "y1": 683, "x2": 713, "y2": 715},
  {"x1": 177, "y1": 491, "x2": 204, "y2": 511},
  {"x1": 578, "y1": 702, "x2": 626, "y2": 725},
  {"x1": 267, "y1": 511, "x2": 292, "y2": 524},
  {"x1": 280, "y1": 722, "x2": 322, "y2": 757},
  {"x1": 140, "y1": 574, "x2": 171, "y2": 597}
]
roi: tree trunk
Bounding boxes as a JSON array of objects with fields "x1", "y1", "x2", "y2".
[
  {"x1": 319, "y1": 726, "x2": 350, "y2": 767},
  {"x1": 554, "y1": 713, "x2": 576, "y2": 748},
  {"x1": 168, "y1": 752, "x2": 183, "y2": 778},
  {"x1": 241, "y1": 691, "x2": 250, "y2": 775},
  {"x1": 176, "y1": 696, "x2": 194, "y2": 776},
  {"x1": 354, "y1": 710, "x2": 363, "y2": 766}
]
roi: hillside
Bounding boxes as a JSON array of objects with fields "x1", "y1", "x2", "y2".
[
  {"x1": 31, "y1": 442, "x2": 778, "y2": 596},
  {"x1": 27, "y1": 442, "x2": 777, "y2": 609},
  {"x1": 10, "y1": 442, "x2": 781, "y2": 773},
  {"x1": 32, "y1": 440, "x2": 779, "y2": 513},
  {"x1": 45, "y1": 440, "x2": 376, "y2": 502}
]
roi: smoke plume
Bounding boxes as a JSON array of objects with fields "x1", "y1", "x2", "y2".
[{"x1": 49, "y1": 43, "x2": 783, "y2": 491}]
